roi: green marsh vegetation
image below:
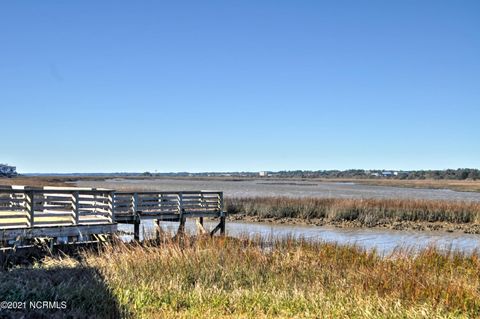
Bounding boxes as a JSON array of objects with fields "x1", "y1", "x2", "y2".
[{"x1": 225, "y1": 197, "x2": 480, "y2": 230}]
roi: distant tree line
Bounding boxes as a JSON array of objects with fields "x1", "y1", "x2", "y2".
[
  {"x1": 270, "y1": 169, "x2": 480, "y2": 180},
  {"x1": 140, "y1": 169, "x2": 480, "y2": 180}
]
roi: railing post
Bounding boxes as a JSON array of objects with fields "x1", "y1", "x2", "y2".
[
  {"x1": 219, "y1": 192, "x2": 225, "y2": 235},
  {"x1": 73, "y1": 191, "x2": 79, "y2": 225},
  {"x1": 178, "y1": 192, "x2": 183, "y2": 215},
  {"x1": 177, "y1": 192, "x2": 186, "y2": 235},
  {"x1": 26, "y1": 190, "x2": 34, "y2": 228},
  {"x1": 219, "y1": 192, "x2": 224, "y2": 214},
  {"x1": 9, "y1": 193, "x2": 14, "y2": 210},
  {"x1": 108, "y1": 191, "x2": 115, "y2": 223},
  {"x1": 133, "y1": 193, "x2": 140, "y2": 241},
  {"x1": 132, "y1": 193, "x2": 138, "y2": 215}
]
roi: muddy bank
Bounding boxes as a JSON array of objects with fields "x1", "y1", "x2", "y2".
[{"x1": 227, "y1": 214, "x2": 480, "y2": 234}]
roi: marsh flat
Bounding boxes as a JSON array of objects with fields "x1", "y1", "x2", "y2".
[{"x1": 76, "y1": 178, "x2": 480, "y2": 201}]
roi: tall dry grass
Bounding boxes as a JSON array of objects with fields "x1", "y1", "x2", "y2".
[
  {"x1": 80, "y1": 237, "x2": 480, "y2": 317},
  {"x1": 2, "y1": 237, "x2": 479, "y2": 318},
  {"x1": 225, "y1": 197, "x2": 480, "y2": 225}
]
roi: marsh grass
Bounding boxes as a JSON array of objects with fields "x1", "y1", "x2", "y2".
[
  {"x1": 348, "y1": 178, "x2": 480, "y2": 193},
  {"x1": 2, "y1": 236, "x2": 479, "y2": 318},
  {"x1": 225, "y1": 197, "x2": 480, "y2": 226},
  {"x1": 76, "y1": 237, "x2": 480, "y2": 318}
]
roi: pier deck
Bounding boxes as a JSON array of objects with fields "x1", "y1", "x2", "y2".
[{"x1": 0, "y1": 186, "x2": 225, "y2": 248}]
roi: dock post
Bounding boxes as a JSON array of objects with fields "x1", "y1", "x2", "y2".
[
  {"x1": 134, "y1": 215, "x2": 140, "y2": 242},
  {"x1": 154, "y1": 219, "x2": 161, "y2": 240},
  {"x1": 177, "y1": 212, "x2": 186, "y2": 235},
  {"x1": 220, "y1": 215, "x2": 226, "y2": 235}
]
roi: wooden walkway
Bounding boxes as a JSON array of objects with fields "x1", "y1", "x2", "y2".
[
  {"x1": 114, "y1": 190, "x2": 225, "y2": 240},
  {"x1": 0, "y1": 186, "x2": 225, "y2": 248}
]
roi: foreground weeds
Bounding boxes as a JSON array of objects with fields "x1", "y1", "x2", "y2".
[{"x1": 1, "y1": 236, "x2": 479, "y2": 318}]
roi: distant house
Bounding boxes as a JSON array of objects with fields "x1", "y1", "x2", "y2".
[
  {"x1": 0, "y1": 164, "x2": 17, "y2": 177},
  {"x1": 369, "y1": 170, "x2": 400, "y2": 178},
  {"x1": 259, "y1": 171, "x2": 268, "y2": 177}
]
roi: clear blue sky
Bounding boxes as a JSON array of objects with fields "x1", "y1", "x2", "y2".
[{"x1": 1, "y1": 1, "x2": 479, "y2": 173}]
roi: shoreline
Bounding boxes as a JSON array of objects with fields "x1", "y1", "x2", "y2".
[{"x1": 227, "y1": 214, "x2": 480, "y2": 234}]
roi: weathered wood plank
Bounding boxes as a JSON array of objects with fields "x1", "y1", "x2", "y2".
[
  {"x1": 0, "y1": 213, "x2": 28, "y2": 219},
  {"x1": 0, "y1": 224, "x2": 117, "y2": 241}
]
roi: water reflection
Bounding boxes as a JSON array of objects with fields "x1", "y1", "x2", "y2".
[{"x1": 118, "y1": 220, "x2": 480, "y2": 255}]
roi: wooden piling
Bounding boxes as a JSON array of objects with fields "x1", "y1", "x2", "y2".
[
  {"x1": 133, "y1": 216, "x2": 140, "y2": 241},
  {"x1": 154, "y1": 219, "x2": 161, "y2": 240},
  {"x1": 220, "y1": 216, "x2": 226, "y2": 235},
  {"x1": 177, "y1": 214, "x2": 186, "y2": 235}
]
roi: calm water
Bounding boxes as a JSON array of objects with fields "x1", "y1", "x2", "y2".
[
  {"x1": 118, "y1": 220, "x2": 480, "y2": 255},
  {"x1": 77, "y1": 178, "x2": 480, "y2": 254}
]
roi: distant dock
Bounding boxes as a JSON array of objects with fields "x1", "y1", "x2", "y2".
[{"x1": 0, "y1": 186, "x2": 225, "y2": 249}]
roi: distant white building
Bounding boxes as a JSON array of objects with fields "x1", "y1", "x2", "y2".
[
  {"x1": 0, "y1": 164, "x2": 17, "y2": 177},
  {"x1": 370, "y1": 170, "x2": 400, "y2": 177},
  {"x1": 382, "y1": 171, "x2": 401, "y2": 177},
  {"x1": 259, "y1": 171, "x2": 268, "y2": 177}
]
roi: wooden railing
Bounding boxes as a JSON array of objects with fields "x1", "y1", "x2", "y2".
[
  {"x1": 114, "y1": 191, "x2": 223, "y2": 217},
  {"x1": 0, "y1": 187, "x2": 226, "y2": 244},
  {"x1": 0, "y1": 186, "x2": 115, "y2": 229}
]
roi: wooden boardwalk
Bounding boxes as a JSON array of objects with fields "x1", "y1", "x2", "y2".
[
  {"x1": 114, "y1": 190, "x2": 225, "y2": 240},
  {"x1": 0, "y1": 186, "x2": 225, "y2": 248}
]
